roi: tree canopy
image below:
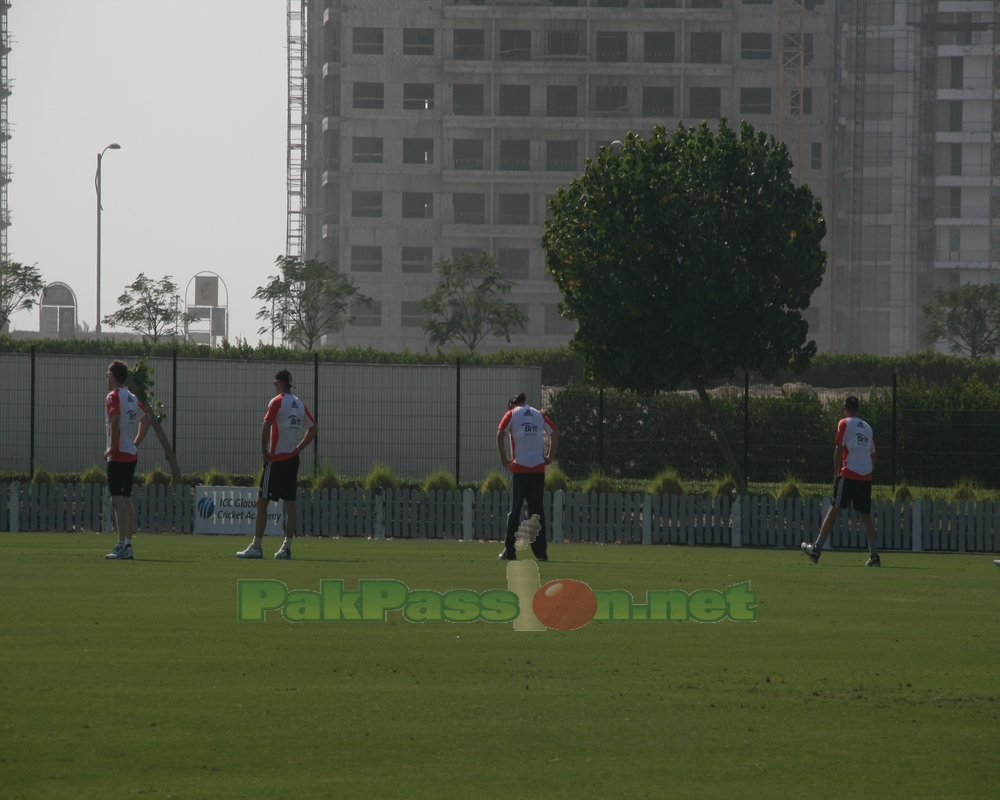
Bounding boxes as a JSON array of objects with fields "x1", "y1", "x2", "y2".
[
  {"x1": 421, "y1": 253, "x2": 528, "y2": 351},
  {"x1": 543, "y1": 121, "x2": 827, "y2": 492},
  {"x1": 0, "y1": 260, "x2": 45, "y2": 331},
  {"x1": 102, "y1": 273, "x2": 194, "y2": 343},
  {"x1": 254, "y1": 256, "x2": 371, "y2": 350},
  {"x1": 919, "y1": 282, "x2": 1000, "y2": 359}
]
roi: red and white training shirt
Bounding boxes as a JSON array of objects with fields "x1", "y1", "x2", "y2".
[
  {"x1": 836, "y1": 415, "x2": 876, "y2": 481},
  {"x1": 105, "y1": 387, "x2": 148, "y2": 463},
  {"x1": 264, "y1": 392, "x2": 316, "y2": 461},
  {"x1": 498, "y1": 405, "x2": 558, "y2": 474}
]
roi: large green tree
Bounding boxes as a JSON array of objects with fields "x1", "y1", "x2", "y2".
[
  {"x1": 254, "y1": 256, "x2": 371, "y2": 350},
  {"x1": 421, "y1": 252, "x2": 528, "y2": 351},
  {"x1": 0, "y1": 260, "x2": 45, "y2": 332},
  {"x1": 919, "y1": 282, "x2": 1000, "y2": 359},
  {"x1": 102, "y1": 274, "x2": 195, "y2": 343},
  {"x1": 543, "y1": 121, "x2": 826, "y2": 493}
]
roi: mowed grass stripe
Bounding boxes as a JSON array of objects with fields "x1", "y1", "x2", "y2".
[{"x1": 0, "y1": 533, "x2": 996, "y2": 799}]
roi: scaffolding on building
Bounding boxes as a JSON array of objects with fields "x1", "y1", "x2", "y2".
[
  {"x1": 1, "y1": 1, "x2": 11, "y2": 266},
  {"x1": 776, "y1": 0, "x2": 806, "y2": 185},
  {"x1": 847, "y1": 0, "x2": 869, "y2": 352},
  {"x1": 992, "y1": 0, "x2": 1000, "y2": 282},
  {"x1": 286, "y1": 0, "x2": 306, "y2": 259}
]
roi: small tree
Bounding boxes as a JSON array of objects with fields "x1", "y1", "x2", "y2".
[
  {"x1": 421, "y1": 253, "x2": 528, "y2": 351},
  {"x1": 0, "y1": 261, "x2": 45, "y2": 331},
  {"x1": 919, "y1": 283, "x2": 1000, "y2": 359},
  {"x1": 254, "y1": 256, "x2": 371, "y2": 350},
  {"x1": 543, "y1": 122, "x2": 827, "y2": 494},
  {"x1": 102, "y1": 274, "x2": 194, "y2": 343}
]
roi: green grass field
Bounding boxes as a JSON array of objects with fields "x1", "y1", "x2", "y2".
[{"x1": 1, "y1": 533, "x2": 996, "y2": 799}]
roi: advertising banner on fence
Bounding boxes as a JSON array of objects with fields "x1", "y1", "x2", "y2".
[{"x1": 194, "y1": 487, "x2": 285, "y2": 535}]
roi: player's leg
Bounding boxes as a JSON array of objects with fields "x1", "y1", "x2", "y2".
[
  {"x1": 856, "y1": 481, "x2": 880, "y2": 566},
  {"x1": 502, "y1": 473, "x2": 527, "y2": 559},
  {"x1": 106, "y1": 462, "x2": 135, "y2": 559},
  {"x1": 273, "y1": 456, "x2": 298, "y2": 559},
  {"x1": 524, "y1": 473, "x2": 548, "y2": 561},
  {"x1": 274, "y1": 499, "x2": 295, "y2": 559},
  {"x1": 802, "y1": 478, "x2": 844, "y2": 563},
  {"x1": 238, "y1": 464, "x2": 271, "y2": 558}
]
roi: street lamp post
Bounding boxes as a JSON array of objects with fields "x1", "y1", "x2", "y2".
[{"x1": 95, "y1": 143, "x2": 121, "y2": 336}]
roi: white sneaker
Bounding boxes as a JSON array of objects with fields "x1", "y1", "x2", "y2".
[
  {"x1": 801, "y1": 542, "x2": 820, "y2": 564},
  {"x1": 994, "y1": 560, "x2": 1000, "y2": 568},
  {"x1": 106, "y1": 542, "x2": 128, "y2": 560},
  {"x1": 237, "y1": 544, "x2": 263, "y2": 559},
  {"x1": 273, "y1": 546, "x2": 291, "y2": 560}
]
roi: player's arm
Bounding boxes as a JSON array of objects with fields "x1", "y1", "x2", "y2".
[
  {"x1": 261, "y1": 420, "x2": 272, "y2": 462},
  {"x1": 105, "y1": 412, "x2": 120, "y2": 460},
  {"x1": 832, "y1": 445, "x2": 844, "y2": 484},
  {"x1": 296, "y1": 419, "x2": 318, "y2": 455},
  {"x1": 134, "y1": 406, "x2": 151, "y2": 447},
  {"x1": 496, "y1": 429, "x2": 512, "y2": 471},
  {"x1": 870, "y1": 439, "x2": 878, "y2": 469},
  {"x1": 544, "y1": 427, "x2": 560, "y2": 464}
]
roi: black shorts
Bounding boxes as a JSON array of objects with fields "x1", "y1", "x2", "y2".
[
  {"x1": 834, "y1": 476, "x2": 872, "y2": 515},
  {"x1": 107, "y1": 461, "x2": 137, "y2": 497},
  {"x1": 260, "y1": 455, "x2": 300, "y2": 502}
]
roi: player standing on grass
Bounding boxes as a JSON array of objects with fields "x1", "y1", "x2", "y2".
[
  {"x1": 496, "y1": 392, "x2": 559, "y2": 562},
  {"x1": 104, "y1": 361, "x2": 151, "y2": 560},
  {"x1": 238, "y1": 369, "x2": 317, "y2": 560},
  {"x1": 802, "y1": 395, "x2": 881, "y2": 567}
]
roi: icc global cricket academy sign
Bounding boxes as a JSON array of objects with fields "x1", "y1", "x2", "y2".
[
  {"x1": 238, "y1": 562, "x2": 757, "y2": 631},
  {"x1": 194, "y1": 487, "x2": 284, "y2": 536}
]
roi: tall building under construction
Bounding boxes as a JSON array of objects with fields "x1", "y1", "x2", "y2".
[{"x1": 291, "y1": 0, "x2": 999, "y2": 355}]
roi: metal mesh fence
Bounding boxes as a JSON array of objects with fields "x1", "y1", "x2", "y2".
[
  {"x1": 0, "y1": 353, "x2": 541, "y2": 482},
  {"x1": 547, "y1": 381, "x2": 1000, "y2": 489}
]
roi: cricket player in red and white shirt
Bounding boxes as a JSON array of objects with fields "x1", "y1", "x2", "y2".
[
  {"x1": 104, "y1": 360, "x2": 151, "y2": 560},
  {"x1": 802, "y1": 395, "x2": 880, "y2": 567},
  {"x1": 238, "y1": 369, "x2": 317, "y2": 560},
  {"x1": 496, "y1": 392, "x2": 560, "y2": 562}
]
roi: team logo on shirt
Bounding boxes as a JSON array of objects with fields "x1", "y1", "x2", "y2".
[{"x1": 289, "y1": 415, "x2": 301, "y2": 426}]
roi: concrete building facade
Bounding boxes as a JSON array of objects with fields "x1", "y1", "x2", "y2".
[{"x1": 301, "y1": 0, "x2": 836, "y2": 353}]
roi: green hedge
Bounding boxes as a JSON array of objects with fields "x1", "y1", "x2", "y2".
[
  {"x1": 547, "y1": 379, "x2": 1000, "y2": 487},
  {"x1": 4, "y1": 335, "x2": 1000, "y2": 388}
]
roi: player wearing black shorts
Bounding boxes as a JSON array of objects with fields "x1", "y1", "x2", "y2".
[
  {"x1": 104, "y1": 361, "x2": 150, "y2": 560},
  {"x1": 802, "y1": 396, "x2": 880, "y2": 567},
  {"x1": 237, "y1": 369, "x2": 317, "y2": 560}
]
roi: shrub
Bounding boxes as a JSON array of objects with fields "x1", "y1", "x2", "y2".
[
  {"x1": 203, "y1": 467, "x2": 230, "y2": 486},
  {"x1": 583, "y1": 469, "x2": 614, "y2": 495},
  {"x1": 423, "y1": 468, "x2": 458, "y2": 493},
  {"x1": 776, "y1": 476, "x2": 801, "y2": 499},
  {"x1": 80, "y1": 465, "x2": 107, "y2": 486},
  {"x1": 31, "y1": 467, "x2": 54, "y2": 485},
  {"x1": 545, "y1": 463, "x2": 569, "y2": 493},
  {"x1": 713, "y1": 474, "x2": 736, "y2": 497},
  {"x1": 364, "y1": 463, "x2": 397, "y2": 491},
  {"x1": 950, "y1": 478, "x2": 978, "y2": 503},
  {"x1": 481, "y1": 471, "x2": 509, "y2": 494},
  {"x1": 144, "y1": 465, "x2": 171, "y2": 486},
  {"x1": 313, "y1": 464, "x2": 342, "y2": 490},
  {"x1": 648, "y1": 467, "x2": 685, "y2": 497},
  {"x1": 893, "y1": 484, "x2": 913, "y2": 503}
]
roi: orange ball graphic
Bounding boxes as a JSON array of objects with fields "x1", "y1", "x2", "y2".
[{"x1": 532, "y1": 580, "x2": 597, "y2": 631}]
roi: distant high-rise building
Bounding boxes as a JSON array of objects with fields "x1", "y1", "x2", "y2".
[
  {"x1": 297, "y1": 0, "x2": 998, "y2": 356},
  {"x1": 1, "y1": 1, "x2": 11, "y2": 265}
]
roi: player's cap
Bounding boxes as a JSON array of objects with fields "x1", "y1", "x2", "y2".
[
  {"x1": 275, "y1": 369, "x2": 294, "y2": 388},
  {"x1": 508, "y1": 392, "x2": 526, "y2": 409},
  {"x1": 844, "y1": 395, "x2": 859, "y2": 412}
]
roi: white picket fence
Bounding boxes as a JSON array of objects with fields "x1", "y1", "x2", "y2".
[{"x1": 1, "y1": 482, "x2": 997, "y2": 553}]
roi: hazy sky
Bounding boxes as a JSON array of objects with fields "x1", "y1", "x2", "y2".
[{"x1": 6, "y1": 0, "x2": 288, "y2": 342}]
